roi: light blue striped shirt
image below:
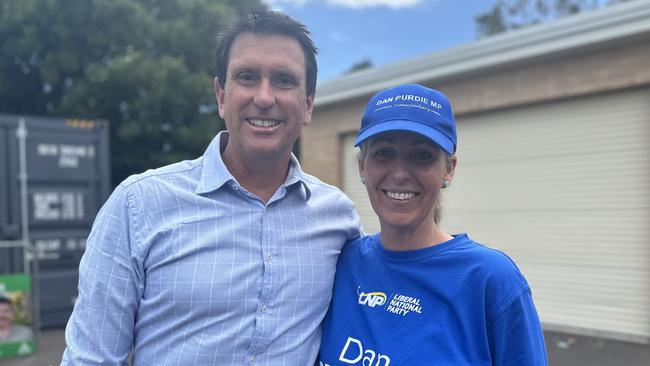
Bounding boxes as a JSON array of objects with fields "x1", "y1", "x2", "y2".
[{"x1": 62, "y1": 132, "x2": 362, "y2": 365}]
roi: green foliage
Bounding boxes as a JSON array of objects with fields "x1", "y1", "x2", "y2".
[
  {"x1": 475, "y1": 0, "x2": 633, "y2": 38},
  {"x1": 0, "y1": 0, "x2": 263, "y2": 185},
  {"x1": 10, "y1": 291, "x2": 30, "y2": 325}
]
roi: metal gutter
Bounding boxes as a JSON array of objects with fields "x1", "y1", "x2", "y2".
[{"x1": 315, "y1": 0, "x2": 650, "y2": 106}]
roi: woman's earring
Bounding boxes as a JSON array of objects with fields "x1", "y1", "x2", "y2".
[
  {"x1": 360, "y1": 176, "x2": 366, "y2": 185},
  {"x1": 442, "y1": 180, "x2": 450, "y2": 189}
]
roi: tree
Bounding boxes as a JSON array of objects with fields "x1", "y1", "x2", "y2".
[
  {"x1": 0, "y1": 0, "x2": 264, "y2": 185},
  {"x1": 344, "y1": 59, "x2": 374, "y2": 75},
  {"x1": 475, "y1": 0, "x2": 633, "y2": 38}
]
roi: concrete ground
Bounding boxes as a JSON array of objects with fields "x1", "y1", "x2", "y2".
[
  {"x1": 2, "y1": 328, "x2": 66, "y2": 366},
  {"x1": 2, "y1": 328, "x2": 649, "y2": 365},
  {"x1": 545, "y1": 330, "x2": 650, "y2": 366}
]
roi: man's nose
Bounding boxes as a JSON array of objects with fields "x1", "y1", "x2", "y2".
[{"x1": 253, "y1": 79, "x2": 276, "y2": 109}]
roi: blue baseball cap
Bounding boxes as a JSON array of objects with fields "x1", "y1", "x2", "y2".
[{"x1": 354, "y1": 84, "x2": 457, "y2": 154}]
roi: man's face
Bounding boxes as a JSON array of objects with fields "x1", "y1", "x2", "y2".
[
  {"x1": 215, "y1": 32, "x2": 314, "y2": 163},
  {"x1": 0, "y1": 303, "x2": 13, "y2": 329}
]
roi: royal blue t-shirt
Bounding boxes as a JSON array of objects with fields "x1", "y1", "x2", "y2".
[{"x1": 319, "y1": 234, "x2": 547, "y2": 366}]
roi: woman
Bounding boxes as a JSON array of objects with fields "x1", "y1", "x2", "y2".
[{"x1": 319, "y1": 84, "x2": 547, "y2": 365}]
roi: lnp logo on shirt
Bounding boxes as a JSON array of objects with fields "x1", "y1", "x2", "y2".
[
  {"x1": 357, "y1": 287, "x2": 387, "y2": 308},
  {"x1": 356, "y1": 286, "x2": 423, "y2": 317},
  {"x1": 386, "y1": 294, "x2": 422, "y2": 316}
]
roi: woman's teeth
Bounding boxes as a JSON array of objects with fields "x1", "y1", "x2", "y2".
[{"x1": 385, "y1": 191, "x2": 416, "y2": 200}]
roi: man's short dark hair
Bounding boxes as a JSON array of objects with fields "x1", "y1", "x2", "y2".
[{"x1": 215, "y1": 11, "x2": 318, "y2": 97}]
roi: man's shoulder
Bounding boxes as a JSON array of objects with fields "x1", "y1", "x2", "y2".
[
  {"x1": 340, "y1": 235, "x2": 374, "y2": 258},
  {"x1": 299, "y1": 172, "x2": 358, "y2": 215},
  {"x1": 299, "y1": 171, "x2": 348, "y2": 198},
  {"x1": 119, "y1": 157, "x2": 203, "y2": 191}
]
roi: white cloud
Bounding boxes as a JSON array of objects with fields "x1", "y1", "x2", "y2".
[
  {"x1": 328, "y1": 29, "x2": 348, "y2": 43},
  {"x1": 262, "y1": 0, "x2": 307, "y2": 11},
  {"x1": 327, "y1": 0, "x2": 424, "y2": 9},
  {"x1": 262, "y1": 0, "x2": 425, "y2": 10}
]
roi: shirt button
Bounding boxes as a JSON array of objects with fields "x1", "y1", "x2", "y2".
[
  {"x1": 248, "y1": 356, "x2": 255, "y2": 364},
  {"x1": 261, "y1": 305, "x2": 268, "y2": 313},
  {"x1": 266, "y1": 254, "x2": 272, "y2": 262},
  {"x1": 233, "y1": 185, "x2": 239, "y2": 190}
]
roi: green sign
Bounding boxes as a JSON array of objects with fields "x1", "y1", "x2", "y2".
[
  {"x1": 0, "y1": 274, "x2": 36, "y2": 358},
  {"x1": 0, "y1": 340, "x2": 37, "y2": 358}
]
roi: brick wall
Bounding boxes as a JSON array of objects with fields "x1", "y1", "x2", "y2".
[{"x1": 301, "y1": 41, "x2": 650, "y2": 187}]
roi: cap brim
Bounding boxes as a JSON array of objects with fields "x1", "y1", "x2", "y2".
[{"x1": 354, "y1": 120, "x2": 455, "y2": 154}]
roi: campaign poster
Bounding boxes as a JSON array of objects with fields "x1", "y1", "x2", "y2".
[{"x1": 0, "y1": 274, "x2": 36, "y2": 358}]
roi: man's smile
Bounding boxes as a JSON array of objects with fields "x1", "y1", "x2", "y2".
[{"x1": 247, "y1": 118, "x2": 280, "y2": 128}]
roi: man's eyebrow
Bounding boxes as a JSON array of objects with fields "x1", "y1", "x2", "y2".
[
  {"x1": 271, "y1": 68, "x2": 302, "y2": 79},
  {"x1": 273, "y1": 69, "x2": 296, "y2": 75},
  {"x1": 229, "y1": 65, "x2": 255, "y2": 74}
]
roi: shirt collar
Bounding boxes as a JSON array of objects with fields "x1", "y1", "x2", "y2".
[{"x1": 195, "y1": 131, "x2": 312, "y2": 201}]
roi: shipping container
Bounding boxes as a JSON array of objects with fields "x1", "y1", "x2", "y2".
[{"x1": 0, "y1": 114, "x2": 110, "y2": 328}]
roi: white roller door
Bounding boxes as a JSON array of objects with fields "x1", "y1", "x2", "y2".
[
  {"x1": 445, "y1": 88, "x2": 650, "y2": 343},
  {"x1": 341, "y1": 88, "x2": 650, "y2": 343}
]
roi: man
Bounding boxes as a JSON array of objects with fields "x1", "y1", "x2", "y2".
[
  {"x1": 62, "y1": 11, "x2": 361, "y2": 365},
  {"x1": 0, "y1": 293, "x2": 33, "y2": 342}
]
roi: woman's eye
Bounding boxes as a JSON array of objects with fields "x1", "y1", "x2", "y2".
[
  {"x1": 374, "y1": 148, "x2": 394, "y2": 160},
  {"x1": 413, "y1": 150, "x2": 435, "y2": 161}
]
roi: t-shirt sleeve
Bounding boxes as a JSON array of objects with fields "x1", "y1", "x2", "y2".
[{"x1": 488, "y1": 289, "x2": 548, "y2": 366}]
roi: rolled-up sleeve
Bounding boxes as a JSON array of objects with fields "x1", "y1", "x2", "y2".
[{"x1": 62, "y1": 184, "x2": 143, "y2": 365}]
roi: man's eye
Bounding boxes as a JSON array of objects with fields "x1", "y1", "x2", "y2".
[
  {"x1": 274, "y1": 75, "x2": 296, "y2": 88},
  {"x1": 236, "y1": 72, "x2": 256, "y2": 84}
]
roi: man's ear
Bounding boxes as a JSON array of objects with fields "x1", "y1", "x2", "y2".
[
  {"x1": 214, "y1": 77, "x2": 225, "y2": 119},
  {"x1": 303, "y1": 94, "x2": 314, "y2": 126}
]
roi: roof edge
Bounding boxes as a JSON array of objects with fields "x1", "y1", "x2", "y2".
[{"x1": 315, "y1": 0, "x2": 650, "y2": 106}]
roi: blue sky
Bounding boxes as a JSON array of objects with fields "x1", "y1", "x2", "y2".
[{"x1": 262, "y1": 0, "x2": 499, "y2": 83}]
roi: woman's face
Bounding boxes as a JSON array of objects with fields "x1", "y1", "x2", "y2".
[{"x1": 359, "y1": 131, "x2": 456, "y2": 232}]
